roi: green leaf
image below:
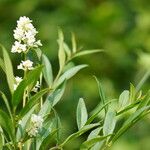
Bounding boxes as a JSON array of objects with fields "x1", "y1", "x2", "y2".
[
  {"x1": 103, "y1": 110, "x2": 116, "y2": 136},
  {"x1": 19, "y1": 88, "x2": 49, "y2": 118},
  {"x1": 60, "y1": 123, "x2": 100, "y2": 147},
  {"x1": 58, "y1": 29, "x2": 66, "y2": 71},
  {"x1": 0, "y1": 109, "x2": 15, "y2": 143},
  {"x1": 0, "y1": 45, "x2": 14, "y2": 94},
  {"x1": 118, "y1": 90, "x2": 130, "y2": 109},
  {"x1": 71, "y1": 33, "x2": 77, "y2": 53},
  {"x1": 87, "y1": 127, "x2": 101, "y2": 140},
  {"x1": 94, "y1": 76, "x2": 107, "y2": 113},
  {"x1": 81, "y1": 135, "x2": 111, "y2": 150},
  {"x1": 76, "y1": 98, "x2": 88, "y2": 130},
  {"x1": 55, "y1": 64, "x2": 88, "y2": 88},
  {"x1": 0, "y1": 58, "x2": 5, "y2": 72},
  {"x1": 42, "y1": 54, "x2": 53, "y2": 87},
  {"x1": 0, "y1": 127, "x2": 4, "y2": 149},
  {"x1": 12, "y1": 66, "x2": 43, "y2": 108},
  {"x1": 39, "y1": 129, "x2": 58, "y2": 150},
  {"x1": 129, "y1": 83, "x2": 136, "y2": 102},
  {"x1": 137, "y1": 90, "x2": 150, "y2": 109},
  {"x1": 73, "y1": 49, "x2": 103, "y2": 58},
  {"x1": 112, "y1": 106, "x2": 150, "y2": 143},
  {"x1": 0, "y1": 91, "x2": 12, "y2": 118},
  {"x1": 64, "y1": 42, "x2": 71, "y2": 60},
  {"x1": 86, "y1": 100, "x2": 115, "y2": 125},
  {"x1": 39, "y1": 81, "x2": 66, "y2": 117}
]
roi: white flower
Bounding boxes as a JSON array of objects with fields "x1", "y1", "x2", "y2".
[
  {"x1": 27, "y1": 127, "x2": 38, "y2": 137},
  {"x1": 32, "y1": 81, "x2": 40, "y2": 92},
  {"x1": 11, "y1": 41, "x2": 27, "y2": 53},
  {"x1": 12, "y1": 16, "x2": 42, "y2": 53},
  {"x1": 31, "y1": 114, "x2": 43, "y2": 129},
  {"x1": 14, "y1": 76, "x2": 22, "y2": 90},
  {"x1": 27, "y1": 114, "x2": 43, "y2": 137},
  {"x1": 17, "y1": 60, "x2": 34, "y2": 70}
]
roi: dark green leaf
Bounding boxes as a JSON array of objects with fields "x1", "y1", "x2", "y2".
[
  {"x1": 0, "y1": 110, "x2": 15, "y2": 143},
  {"x1": 19, "y1": 88, "x2": 49, "y2": 118},
  {"x1": 12, "y1": 66, "x2": 43, "y2": 108}
]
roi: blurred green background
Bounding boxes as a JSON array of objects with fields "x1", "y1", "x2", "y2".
[{"x1": 0, "y1": 0, "x2": 150, "y2": 149}]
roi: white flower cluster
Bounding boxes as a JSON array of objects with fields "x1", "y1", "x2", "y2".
[
  {"x1": 11, "y1": 16, "x2": 41, "y2": 92},
  {"x1": 17, "y1": 60, "x2": 34, "y2": 70},
  {"x1": 14, "y1": 76, "x2": 22, "y2": 90},
  {"x1": 11, "y1": 16, "x2": 42, "y2": 53},
  {"x1": 27, "y1": 114, "x2": 43, "y2": 137}
]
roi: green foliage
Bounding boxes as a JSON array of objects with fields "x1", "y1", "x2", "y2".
[{"x1": 0, "y1": 15, "x2": 149, "y2": 150}]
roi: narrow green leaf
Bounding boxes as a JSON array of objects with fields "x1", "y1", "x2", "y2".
[
  {"x1": 0, "y1": 127, "x2": 4, "y2": 149},
  {"x1": 0, "y1": 91, "x2": 12, "y2": 118},
  {"x1": 94, "y1": 76, "x2": 107, "y2": 113},
  {"x1": 71, "y1": 33, "x2": 77, "y2": 53},
  {"x1": 0, "y1": 45, "x2": 14, "y2": 94},
  {"x1": 76, "y1": 98, "x2": 88, "y2": 129},
  {"x1": 137, "y1": 90, "x2": 150, "y2": 109},
  {"x1": 42, "y1": 54, "x2": 53, "y2": 87},
  {"x1": 86, "y1": 100, "x2": 115, "y2": 125},
  {"x1": 0, "y1": 58, "x2": 5, "y2": 72},
  {"x1": 87, "y1": 127, "x2": 101, "y2": 141},
  {"x1": 124, "y1": 106, "x2": 150, "y2": 126},
  {"x1": 73, "y1": 49, "x2": 103, "y2": 58},
  {"x1": 118, "y1": 90, "x2": 129, "y2": 109},
  {"x1": 12, "y1": 66, "x2": 43, "y2": 108},
  {"x1": 58, "y1": 30, "x2": 65, "y2": 71},
  {"x1": 60, "y1": 123, "x2": 100, "y2": 147},
  {"x1": 39, "y1": 129, "x2": 58, "y2": 150},
  {"x1": 81, "y1": 135, "x2": 111, "y2": 149},
  {"x1": 103, "y1": 110, "x2": 116, "y2": 136},
  {"x1": 0, "y1": 109, "x2": 15, "y2": 143},
  {"x1": 112, "y1": 106, "x2": 150, "y2": 143},
  {"x1": 55, "y1": 64, "x2": 88, "y2": 88},
  {"x1": 64, "y1": 42, "x2": 71, "y2": 60},
  {"x1": 19, "y1": 88, "x2": 49, "y2": 118},
  {"x1": 129, "y1": 83, "x2": 135, "y2": 102}
]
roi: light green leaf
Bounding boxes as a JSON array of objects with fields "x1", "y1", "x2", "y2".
[
  {"x1": 129, "y1": 83, "x2": 135, "y2": 102},
  {"x1": 71, "y1": 33, "x2": 77, "y2": 53},
  {"x1": 137, "y1": 90, "x2": 150, "y2": 109},
  {"x1": 0, "y1": 44, "x2": 14, "y2": 94},
  {"x1": 73, "y1": 49, "x2": 103, "y2": 58},
  {"x1": 77, "y1": 98, "x2": 88, "y2": 130},
  {"x1": 103, "y1": 110, "x2": 116, "y2": 136},
  {"x1": 94, "y1": 76, "x2": 107, "y2": 113},
  {"x1": 58, "y1": 29, "x2": 66, "y2": 71},
  {"x1": 19, "y1": 88, "x2": 49, "y2": 118},
  {"x1": 12, "y1": 66, "x2": 43, "y2": 108},
  {"x1": 119, "y1": 90, "x2": 130, "y2": 109},
  {"x1": 55, "y1": 64, "x2": 88, "y2": 88},
  {"x1": 42, "y1": 54, "x2": 53, "y2": 87},
  {"x1": 0, "y1": 127, "x2": 4, "y2": 149},
  {"x1": 87, "y1": 127, "x2": 101, "y2": 141}
]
